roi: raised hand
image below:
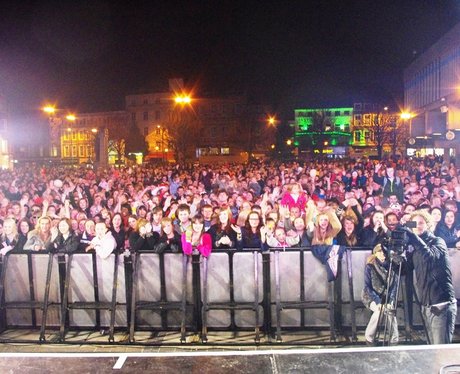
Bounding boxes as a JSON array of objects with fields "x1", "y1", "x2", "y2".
[{"x1": 231, "y1": 224, "x2": 242, "y2": 235}]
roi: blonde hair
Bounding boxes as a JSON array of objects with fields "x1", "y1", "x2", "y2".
[
  {"x1": 135, "y1": 218, "x2": 149, "y2": 232},
  {"x1": 35, "y1": 216, "x2": 52, "y2": 232},
  {"x1": 410, "y1": 210, "x2": 433, "y2": 232},
  {"x1": 312, "y1": 213, "x2": 334, "y2": 245},
  {"x1": 367, "y1": 243, "x2": 384, "y2": 265},
  {"x1": 2, "y1": 217, "x2": 18, "y2": 238}
]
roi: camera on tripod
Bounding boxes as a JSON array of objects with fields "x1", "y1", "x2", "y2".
[{"x1": 383, "y1": 221, "x2": 417, "y2": 259}]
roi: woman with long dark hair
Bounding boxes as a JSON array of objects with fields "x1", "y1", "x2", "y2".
[
  {"x1": 435, "y1": 210, "x2": 460, "y2": 248},
  {"x1": 110, "y1": 213, "x2": 126, "y2": 253},
  {"x1": 47, "y1": 218, "x2": 79, "y2": 253},
  {"x1": 208, "y1": 207, "x2": 237, "y2": 249},
  {"x1": 337, "y1": 211, "x2": 364, "y2": 247},
  {"x1": 181, "y1": 214, "x2": 212, "y2": 257},
  {"x1": 17, "y1": 218, "x2": 32, "y2": 251},
  {"x1": 361, "y1": 210, "x2": 388, "y2": 247},
  {"x1": 232, "y1": 211, "x2": 268, "y2": 251}
]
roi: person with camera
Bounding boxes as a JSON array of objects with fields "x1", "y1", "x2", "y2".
[
  {"x1": 362, "y1": 243, "x2": 399, "y2": 345},
  {"x1": 405, "y1": 210, "x2": 457, "y2": 344}
]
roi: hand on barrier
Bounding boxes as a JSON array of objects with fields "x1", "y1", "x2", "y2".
[{"x1": 219, "y1": 235, "x2": 232, "y2": 246}]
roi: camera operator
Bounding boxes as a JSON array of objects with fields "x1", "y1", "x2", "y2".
[
  {"x1": 362, "y1": 243, "x2": 399, "y2": 345},
  {"x1": 405, "y1": 210, "x2": 457, "y2": 344}
]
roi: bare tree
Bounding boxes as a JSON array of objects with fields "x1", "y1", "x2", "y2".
[
  {"x1": 372, "y1": 112, "x2": 390, "y2": 160},
  {"x1": 107, "y1": 121, "x2": 147, "y2": 164},
  {"x1": 371, "y1": 112, "x2": 409, "y2": 159},
  {"x1": 165, "y1": 108, "x2": 202, "y2": 163}
]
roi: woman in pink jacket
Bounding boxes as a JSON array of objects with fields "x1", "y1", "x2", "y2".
[
  {"x1": 280, "y1": 182, "x2": 308, "y2": 212},
  {"x1": 181, "y1": 214, "x2": 212, "y2": 257}
]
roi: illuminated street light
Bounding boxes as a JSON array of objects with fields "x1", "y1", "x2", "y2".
[
  {"x1": 174, "y1": 95, "x2": 192, "y2": 104},
  {"x1": 286, "y1": 139, "x2": 292, "y2": 146},
  {"x1": 66, "y1": 114, "x2": 76, "y2": 121},
  {"x1": 43, "y1": 106, "x2": 56, "y2": 114},
  {"x1": 267, "y1": 116, "x2": 277, "y2": 126},
  {"x1": 400, "y1": 112, "x2": 412, "y2": 120}
]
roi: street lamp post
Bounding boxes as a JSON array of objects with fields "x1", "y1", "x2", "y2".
[
  {"x1": 400, "y1": 112, "x2": 412, "y2": 157},
  {"x1": 170, "y1": 93, "x2": 193, "y2": 163},
  {"x1": 67, "y1": 127, "x2": 73, "y2": 163}
]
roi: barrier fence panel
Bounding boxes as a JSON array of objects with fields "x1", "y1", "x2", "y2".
[
  {"x1": 201, "y1": 250, "x2": 263, "y2": 342},
  {"x1": 271, "y1": 248, "x2": 342, "y2": 342},
  {"x1": 0, "y1": 246, "x2": 459, "y2": 344},
  {"x1": 60, "y1": 252, "x2": 122, "y2": 342},
  {"x1": 1, "y1": 252, "x2": 62, "y2": 342},
  {"x1": 129, "y1": 252, "x2": 196, "y2": 343}
]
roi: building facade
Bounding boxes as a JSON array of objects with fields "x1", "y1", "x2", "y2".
[
  {"x1": 126, "y1": 79, "x2": 274, "y2": 163},
  {"x1": 293, "y1": 107, "x2": 353, "y2": 158},
  {"x1": 71, "y1": 111, "x2": 126, "y2": 166},
  {"x1": 404, "y1": 22, "x2": 460, "y2": 159},
  {"x1": 350, "y1": 103, "x2": 407, "y2": 158}
]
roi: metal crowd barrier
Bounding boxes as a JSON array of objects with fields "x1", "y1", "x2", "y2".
[{"x1": 0, "y1": 247, "x2": 459, "y2": 345}]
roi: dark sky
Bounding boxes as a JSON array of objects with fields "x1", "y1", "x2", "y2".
[{"x1": 1, "y1": 0, "x2": 460, "y2": 117}]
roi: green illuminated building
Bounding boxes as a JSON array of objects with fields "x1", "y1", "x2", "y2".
[{"x1": 293, "y1": 107, "x2": 353, "y2": 157}]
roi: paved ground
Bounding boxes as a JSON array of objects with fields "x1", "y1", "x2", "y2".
[
  {"x1": 0, "y1": 344, "x2": 460, "y2": 373},
  {"x1": 0, "y1": 328, "x2": 433, "y2": 353}
]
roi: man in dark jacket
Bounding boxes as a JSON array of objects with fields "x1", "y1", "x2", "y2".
[
  {"x1": 373, "y1": 165, "x2": 404, "y2": 204},
  {"x1": 406, "y1": 210, "x2": 457, "y2": 344}
]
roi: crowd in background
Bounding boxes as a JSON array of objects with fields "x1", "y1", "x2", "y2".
[{"x1": 0, "y1": 155, "x2": 458, "y2": 258}]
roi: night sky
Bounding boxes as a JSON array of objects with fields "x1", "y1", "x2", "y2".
[{"x1": 1, "y1": 1, "x2": 460, "y2": 118}]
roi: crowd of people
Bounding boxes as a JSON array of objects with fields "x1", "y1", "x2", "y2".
[
  {"x1": 0, "y1": 156, "x2": 457, "y2": 255},
  {"x1": 0, "y1": 155, "x2": 458, "y2": 344}
]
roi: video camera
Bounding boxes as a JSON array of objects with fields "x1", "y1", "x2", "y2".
[{"x1": 383, "y1": 221, "x2": 417, "y2": 259}]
